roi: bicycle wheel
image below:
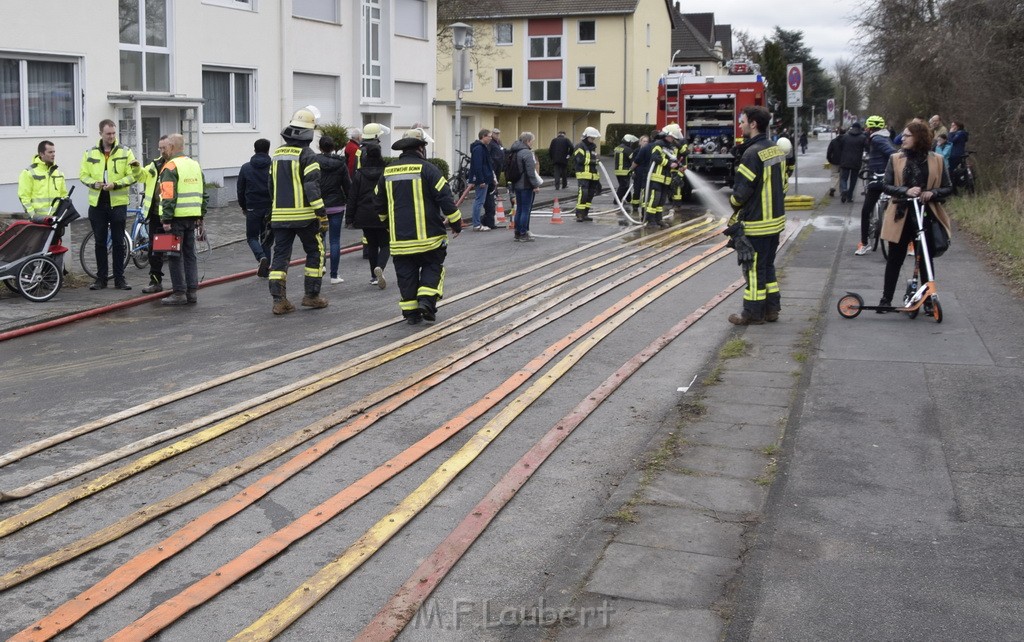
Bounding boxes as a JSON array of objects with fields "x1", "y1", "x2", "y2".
[
  {"x1": 18, "y1": 257, "x2": 62, "y2": 302},
  {"x1": 132, "y1": 239, "x2": 151, "y2": 270},
  {"x1": 4, "y1": 278, "x2": 20, "y2": 294},
  {"x1": 79, "y1": 230, "x2": 132, "y2": 279}
]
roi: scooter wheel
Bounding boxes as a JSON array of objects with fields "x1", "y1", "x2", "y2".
[
  {"x1": 837, "y1": 293, "x2": 863, "y2": 318},
  {"x1": 907, "y1": 307, "x2": 919, "y2": 320},
  {"x1": 931, "y1": 297, "x2": 943, "y2": 323}
]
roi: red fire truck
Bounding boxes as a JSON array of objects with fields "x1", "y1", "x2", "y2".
[{"x1": 656, "y1": 60, "x2": 767, "y2": 188}]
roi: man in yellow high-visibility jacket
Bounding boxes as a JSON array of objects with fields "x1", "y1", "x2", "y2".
[
  {"x1": 18, "y1": 140, "x2": 68, "y2": 222},
  {"x1": 80, "y1": 119, "x2": 138, "y2": 290},
  {"x1": 158, "y1": 134, "x2": 207, "y2": 306}
]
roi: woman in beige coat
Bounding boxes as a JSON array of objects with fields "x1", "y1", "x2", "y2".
[{"x1": 878, "y1": 120, "x2": 953, "y2": 308}]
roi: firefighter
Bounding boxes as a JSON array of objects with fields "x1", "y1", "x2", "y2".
[
  {"x1": 375, "y1": 128, "x2": 462, "y2": 325},
  {"x1": 613, "y1": 134, "x2": 638, "y2": 225},
  {"x1": 645, "y1": 123, "x2": 682, "y2": 229},
  {"x1": 356, "y1": 122, "x2": 390, "y2": 172},
  {"x1": 267, "y1": 106, "x2": 328, "y2": 315},
  {"x1": 629, "y1": 133, "x2": 656, "y2": 219},
  {"x1": 18, "y1": 140, "x2": 68, "y2": 222},
  {"x1": 573, "y1": 127, "x2": 602, "y2": 222},
  {"x1": 724, "y1": 106, "x2": 786, "y2": 325},
  {"x1": 669, "y1": 140, "x2": 691, "y2": 209}
]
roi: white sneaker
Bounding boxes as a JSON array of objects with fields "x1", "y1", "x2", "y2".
[
  {"x1": 330, "y1": 277, "x2": 344, "y2": 284},
  {"x1": 373, "y1": 266, "x2": 386, "y2": 289},
  {"x1": 479, "y1": 225, "x2": 492, "y2": 231},
  {"x1": 854, "y1": 243, "x2": 869, "y2": 256},
  {"x1": 472, "y1": 225, "x2": 482, "y2": 231}
]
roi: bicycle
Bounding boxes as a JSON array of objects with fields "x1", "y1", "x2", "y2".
[
  {"x1": 861, "y1": 171, "x2": 889, "y2": 259},
  {"x1": 450, "y1": 150, "x2": 471, "y2": 197},
  {"x1": 80, "y1": 207, "x2": 211, "y2": 279}
]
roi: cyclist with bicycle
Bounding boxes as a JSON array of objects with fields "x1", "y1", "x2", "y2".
[{"x1": 857, "y1": 115, "x2": 897, "y2": 256}]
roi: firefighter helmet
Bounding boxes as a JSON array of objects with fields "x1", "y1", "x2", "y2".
[
  {"x1": 363, "y1": 122, "x2": 391, "y2": 140},
  {"x1": 776, "y1": 137, "x2": 793, "y2": 156},
  {"x1": 661, "y1": 123, "x2": 683, "y2": 141},
  {"x1": 281, "y1": 105, "x2": 321, "y2": 141},
  {"x1": 391, "y1": 127, "x2": 434, "y2": 151},
  {"x1": 582, "y1": 126, "x2": 601, "y2": 139},
  {"x1": 622, "y1": 134, "x2": 639, "y2": 143},
  {"x1": 865, "y1": 115, "x2": 886, "y2": 130}
]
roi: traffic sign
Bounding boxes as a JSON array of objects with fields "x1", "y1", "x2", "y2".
[
  {"x1": 786, "y1": 63, "x2": 804, "y2": 107},
  {"x1": 827, "y1": 97, "x2": 836, "y2": 120}
]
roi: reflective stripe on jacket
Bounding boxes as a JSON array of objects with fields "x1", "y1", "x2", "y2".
[
  {"x1": 159, "y1": 155, "x2": 207, "y2": 219},
  {"x1": 18, "y1": 155, "x2": 68, "y2": 217},
  {"x1": 729, "y1": 133, "x2": 786, "y2": 237},
  {"x1": 79, "y1": 140, "x2": 137, "y2": 207},
  {"x1": 573, "y1": 141, "x2": 600, "y2": 180},
  {"x1": 375, "y1": 153, "x2": 461, "y2": 255},
  {"x1": 271, "y1": 145, "x2": 324, "y2": 225},
  {"x1": 649, "y1": 142, "x2": 676, "y2": 185},
  {"x1": 135, "y1": 157, "x2": 165, "y2": 221},
  {"x1": 613, "y1": 145, "x2": 634, "y2": 176}
]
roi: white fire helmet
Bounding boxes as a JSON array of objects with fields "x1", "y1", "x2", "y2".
[
  {"x1": 582, "y1": 126, "x2": 601, "y2": 140},
  {"x1": 362, "y1": 123, "x2": 391, "y2": 141},
  {"x1": 281, "y1": 105, "x2": 321, "y2": 141},
  {"x1": 622, "y1": 134, "x2": 639, "y2": 143},
  {"x1": 776, "y1": 137, "x2": 793, "y2": 156},
  {"x1": 661, "y1": 123, "x2": 683, "y2": 141}
]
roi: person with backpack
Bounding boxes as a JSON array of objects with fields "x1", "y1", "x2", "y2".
[
  {"x1": 838, "y1": 122, "x2": 867, "y2": 203},
  {"x1": 508, "y1": 131, "x2": 542, "y2": 241},
  {"x1": 345, "y1": 141, "x2": 389, "y2": 289},
  {"x1": 468, "y1": 129, "x2": 497, "y2": 231},
  {"x1": 826, "y1": 128, "x2": 844, "y2": 197}
]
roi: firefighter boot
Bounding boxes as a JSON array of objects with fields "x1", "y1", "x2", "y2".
[
  {"x1": 270, "y1": 280, "x2": 295, "y2": 315},
  {"x1": 575, "y1": 209, "x2": 585, "y2": 222},
  {"x1": 301, "y1": 277, "x2": 329, "y2": 309}
]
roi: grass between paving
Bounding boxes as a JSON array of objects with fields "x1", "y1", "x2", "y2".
[{"x1": 950, "y1": 189, "x2": 1024, "y2": 294}]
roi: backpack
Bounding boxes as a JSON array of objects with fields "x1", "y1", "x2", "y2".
[
  {"x1": 504, "y1": 148, "x2": 523, "y2": 185},
  {"x1": 826, "y1": 136, "x2": 843, "y2": 165}
]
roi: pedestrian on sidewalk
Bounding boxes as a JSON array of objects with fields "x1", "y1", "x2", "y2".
[
  {"x1": 877, "y1": 120, "x2": 953, "y2": 310},
  {"x1": 375, "y1": 128, "x2": 461, "y2": 325},
  {"x1": 837, "y1": 122, "x2": 866, "y2": 203},
  {"x1": 237, "y1": 138, "x2": 273, "y2": 278},
  {"x1": 548, "y1": 131, "x2": 573, "y2": 190},
  {"x1": 135, "y1": 135, "x2": 171, "y2": 293},
  {"x1": 315, "y1": 135, "x2": 352, "y2": 285},
  {"x1": 799, "y1": 130, "x2": 808, "y2": 154},
  {"x1": 725, "y1": 106, "x2": 786, "y2": 325},
  {"x1": 469, "y1": 129, "x2": 496, "y2": 230},
  {"x1": 346, "y1": 142, "x2": 389, "y2": 289},
  {"x1": 509, "y1": 131, "x2": 542, "y2": 241},
  {"x1": 826, "y1": 128, "x2": 843, "y2": 198},
  {"x1": 80, "y1": 119, "x2": 138, "y2": 290},
  {"x1": 158, "y1": 134, "x2": 208, "y2": 306}
]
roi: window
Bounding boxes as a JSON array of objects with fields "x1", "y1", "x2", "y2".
[
  {"x1": 464, "y1": 69, "x2": 475, "y2": 91},
  {"x1": 395, "y1": 0, "x2": 426, "y2": 38},
  {"x1": 496, "y1": 68, "x2": 512, "y2": 91},
  {"x1": 202, "y1": 0, "x2": 253, "y2": 9},
  {"x1": 529, "y1": 36, "x2": 562, "y2": 59},
  {"x1": 394, "y1": 81, "x2": 427, "y2": 128},
  {"x1": 119, "y1": 0, "x2": 171, "y2": 92},
  {"x1": 495, "y1": 23, "x2": 512, "y2": 45},
  {"x1": 202, "y1": 68, "x2": 254, "y2": 126},
  {"x1": 293, "y1": 0, "x2": 339, "y2": 22},
  {"x1": 0, "y1": 55, "x2": 81, "y2": 131},
  {"x1": 578, "y1": 20, "x2": 595, "y2": 42},
  {"x1": 578, "y1": 66, "x2": 595, "y2": 89},
  {"x1": 294, "y1": 73, "x2": 339, "y2": 123},
  {"x1": 362, "y1": 0, "x2": 382, "y2": 99},
  {"x1": 529, "y1": 79, "x2": 561, "y2": 102}
]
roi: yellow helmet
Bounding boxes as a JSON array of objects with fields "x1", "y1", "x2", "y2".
[
  {"x1": 282, "y1": 105, "x2": 320, "y2": 140},
  {"x1": 363, "y1": 122, "x2": 391, "y2": 140}
]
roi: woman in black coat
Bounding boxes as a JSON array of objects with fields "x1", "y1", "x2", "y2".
[
  {"x1": 316, "y1": 136, "x2": 352, "y2": 284},
  {"x1": 345, "y1": 143, "x2": 389, "y2": 288}
]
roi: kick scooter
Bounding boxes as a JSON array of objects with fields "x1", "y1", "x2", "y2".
[{"x1": 836, "y1": 197, "x2": 943, "y2": 323}]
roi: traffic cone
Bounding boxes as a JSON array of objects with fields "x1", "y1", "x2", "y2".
[
  {"x1": 495, "y1": 196, "x2": 507, "y2": 227},
  {"x1": 550, "y1": 197, "x2": 564, "y2": 224}
]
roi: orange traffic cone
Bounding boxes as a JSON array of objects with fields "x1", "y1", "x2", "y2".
[
  {"x1": 495, "y1": 196, "x2": 507, "y2": 227},
  {"x1": 550, "y1": 197, "x2": 564, "y2": 224}
]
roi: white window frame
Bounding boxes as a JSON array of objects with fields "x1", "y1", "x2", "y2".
[
  {"x1": 577, "y1": 20, "x2": 596, "y2": 43},
  {"x1": 202, "y1": 0, "x2": 255, "y2": 10},
  {"x1": 529, "y1": 79, "x2": 561, "y2": 103},
  {"x1": 495, "y1": 23, "x2": 513, "y2": 45},
  {"x1": 529, "y1": 35, "x2": 562, "y2": 60},
  {"x1": 577, "y1": 66, "x2": 596, "y2": 90},
  {"x1": 292, "y1": 0, "x2": 340, "y2": 24},
  {"x1": 362, "y1": 0, "x2": 382, "y2": 100},
  {"x1": 0, "y1": 52, "x2": 83, "y2": 135},
  {"x1": 201, "y1": 66, "x2": 256, "y2": 130},
  {"x1": 119, "y1": 0, "x2": 173, "y2": 93},
  {"x1": 496, "y1": 68, "x2": 513, "y2": 91}
]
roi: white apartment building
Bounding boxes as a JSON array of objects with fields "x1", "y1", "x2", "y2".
[{"x1": 0, "y1": 0, "x2": 437, "y2": 210}]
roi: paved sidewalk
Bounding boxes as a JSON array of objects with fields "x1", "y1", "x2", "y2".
[{"x1": 548, "y1": 167, "x2": 1024, "y2": 639}]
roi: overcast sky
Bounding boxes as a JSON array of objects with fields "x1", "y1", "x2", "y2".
[{"x1": 684, "y1": 0, "x2": 862, "y2": 72}]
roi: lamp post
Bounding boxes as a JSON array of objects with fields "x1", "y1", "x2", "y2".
[{"x1": 451, "y1": 22, "x2": 472, "y2": 171}]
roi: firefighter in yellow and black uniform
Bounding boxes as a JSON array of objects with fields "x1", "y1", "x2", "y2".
[
  {"x1": 612, "y1": 134, "x2": 638, "y2": 225},
  {"x1": 645, "y1": 123, "x2": 682, "y2": 229},
  {"x1": 376, "y1": 128, "x2": 461, "y2": 325},
  {"x1": 724, "y1": 105, "x2": 786, "y2": 325},
  {"x1": 268, "y1": 106, "x2": 327, "y2": 315}
]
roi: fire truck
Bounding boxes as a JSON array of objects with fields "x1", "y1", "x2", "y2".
[{"x1": 656, "y1": 60, "x2": 767, "y2": 189}]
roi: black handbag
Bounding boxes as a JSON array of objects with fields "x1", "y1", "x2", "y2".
[{"x1": 925, "y1": 215, "x2": 951, "y2": 257}]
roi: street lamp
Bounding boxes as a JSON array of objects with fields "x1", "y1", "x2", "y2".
[{"x1": 451, "y1": 22, "x2": 472, "y2": 171}]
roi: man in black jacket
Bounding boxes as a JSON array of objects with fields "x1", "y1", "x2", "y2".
[
  {"x1": 548, "y1": 131, "x2": 573, "y2": 190},
  {"x1": 237, "y1": 138, "x2": 273, "y2": 277},
  {"x1": 837, "y1": 122, "x2": 866, "y2": 203}
]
